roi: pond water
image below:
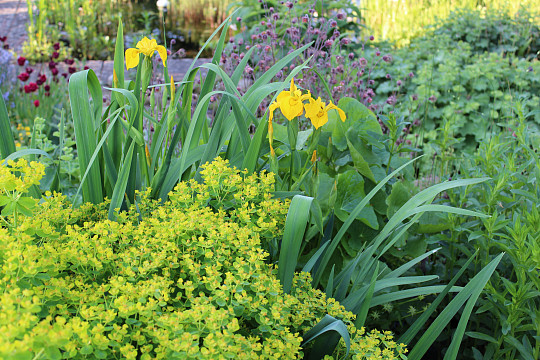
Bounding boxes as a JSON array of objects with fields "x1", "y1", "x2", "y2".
[{"x1": 124, "y1": 0, "x2": 231, "y2": 57}]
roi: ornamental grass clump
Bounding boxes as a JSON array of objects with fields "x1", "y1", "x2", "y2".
[{"x1": 0, "y1": 157, "x2": 407, "y2": 359}]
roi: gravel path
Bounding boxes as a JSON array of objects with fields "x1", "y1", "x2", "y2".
[{"x1": 0, "y1": 0, "x2": 28, "y2": 54}]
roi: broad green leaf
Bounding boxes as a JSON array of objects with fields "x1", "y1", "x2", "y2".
[
  {"x1": 301, "y1": 315, "x2": 350, "y2": 360},
  {"x1": 0, "y1": 90, "x2": 16, "y2": 159},
  {"x1": 69, "y1": 69, "x2": 104, "y2": 204},
  {"x1": 279, "y1": 195, "x2": 313, "y2": 294}
]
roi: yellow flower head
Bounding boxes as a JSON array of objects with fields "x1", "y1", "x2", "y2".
[
  {"x1": 269, "y1": 78, "x2": 312, "y2": 122},
  {"x1": 304, "y1": 97, "x2": 346, "y2": 129},
  {"x1": 125, "y1": 37, "x2": 167, "y2": 70}
]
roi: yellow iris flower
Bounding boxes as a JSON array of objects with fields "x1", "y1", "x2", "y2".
[
  {"x1": 125, "y1": 37, "x2": 167, "y2": 70},
  {"x1": 304, "y1": 97, "x2": 346, "y2": 129},
  {"x1": 268, "y1": 78, "x2": 311, "y2": 153},
  {"x1": 269, "y1": 78, "x2": 311, "y2": 123}
]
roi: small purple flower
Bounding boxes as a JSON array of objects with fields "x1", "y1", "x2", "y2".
[
  {"x1": 330, "y1": 20, "x2": 337, "y2": 28},
  {"x1": 285, "y1": 1, "x2": 293, "y2": 9},
  {"x1": 429, "y1": 95, "x2": 437, "y2": 102},
  {"x1": 396, "y1": 80, "x2": 402, "y2": 86},
  {"x1": 382, "y1": 55, "x2": 392, "y2": 62},
  {"x1": 385, "y1": 74, "x2": 391, "y2": 79},
  {"x1": 409, "y1": 72, "x2": 414, "y2": 77},
  {"x1": 348, "y1": 52, "x2": 355, "y2": 60},
  {"x1": 369, "y1": 35, "x2": 374, "y2": 41},
  {"x1": 302, "y1": 15, "x2": 309, "y2": 23},
  {"x1": 359, "y1": 57, "x2": 368, "y2": 67},
  {"x1": 324, "y1": 40, "x2": 333, "y2": 47},
  {"x1": 376, "y1": 50, "x2": 381, "y2": 56},
  {"x1": 337, "y1": 12, "x2": 345, "y2": 20}
]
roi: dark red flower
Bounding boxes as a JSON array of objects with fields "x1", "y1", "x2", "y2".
[
  {"x1": 45, "y1": 92, "x2": 50, "y2": 97},
  {"x1": 36, "y1": 74, "x2": 47, "y2": 85},
  {"x1": 48, "y1": 61, "x2": 56, "y2": 69},
  {"x1": 44, "y1": 84, "x2": 50, "y2": 91},
  {"x1": 25, "y1": 67, "x2": 33, "y2": 74},
  {"x1": 68, "y1": 66, "x2": 76, "y2": 74},
  {"x1": 0, "y1": 36, "x2": 6, "y2": 42},
  {"x1": 52, "y1": 51, "x2": 59, "y2": 59},
  {"x1": 51, "y1": 68, "x2": 59, "y2": 76},
  {"x1": 62, "y1": 73, "x2": 68, "y2": 78},
  {"x1": 53, "y1": 42, "x2": 60, "y2": 50},
  {"x1": 3, "y1": 44, "x2": 9, "y2": 49},
  {"x1": 23, "y1": 85, "x2": 31, "y2": 93},
  {"x1": 65, "y1": 59, "x2": 74, "y2": 65},
  {"x1": 17, "y1": 56, "x2": 26, "y2": 66},
  {"x1": 27, "y1": 82, "x2": 38, "y2": 92},
  {"x1": 33, "y1": 100, "x2": 40, "y2": 107},
  {"x1": 83, "y1": 66, "x2": 89, "y2": 70},
  {"x1": 18, "y1": 72, "x2": 30, "y2": 82}
]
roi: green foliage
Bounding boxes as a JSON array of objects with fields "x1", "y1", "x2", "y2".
[
  {"x1": 417, "y1": 115, "x2": 539, "y2": 358},
  {"x1": 0, "y1": 157, "x2": 407, "y2": 359},
  {"x1": 376, "y1": 33, "x2": 540, "y2": 153},
  {"x1": 361, "y1": 0, "x2": 538, "y2": 47},
  {"x1": 430, "y1": 8, "x2": 540, "y2": 59},
  {"x1": 0, "y1": 158, "x2": 45, "y2": 228}
]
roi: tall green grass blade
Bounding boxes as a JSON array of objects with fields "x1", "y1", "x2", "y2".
[
  {"x1": 355, "y1": 262, "x2": 379, "y2": 328},
  {"x1": 108, "y1": 142, "x2": 134, "y2": 221},
  {"x1": 378, "y1": 204, "x2": 488, "y2": 256},
  {"x1": 112, "y1": 19, "x2": 125, "y2": 92},
  {"x1": 312, "y1": 157, "x2": 420, "y2": 287},
  {"x1": 193, "y1": 15, "x2": 229, "y2": 146},
  {"x1": 370, "y1": 286, "x2": 463, "y2": 307},
  {"x1": 72, "y1": 108, "x2": 123, "y2": 208},
  {"x1": 302, "y1": 242, "x2": 330, "y2": 273},
  {"x1": 343, "y1": 275, "x2": 439, "y2": 311},
  {"x1": 279, "y1": 195, "x2": 313, "y2": 294},
  {"x1": 301, "y1": 315, "x2": 351, "y2": 360},
  {"x1": 385, "y1": 248, "x2": 440, "y2": 279},
  {"x1": 241, "y1": 110, "x2": 269, "y2": 174},
  {"x1": 325, "y1": 265, "x2": 335, "y2": 299},
  {"x1": 1, "y1": 149, "x2": 51, "y2": 164},
  {"x1": 244, "y1": 42, "x2": 312, "y2": 99},
  {"x1": 407, "y1": 253, "x2": 503, "y2": 360},
  {"x1": 0, "y1": 90, "x2": 16, "y2": 159},
  {"x1": 69, "y1": 69, "x2": 104, "y2": 204}
]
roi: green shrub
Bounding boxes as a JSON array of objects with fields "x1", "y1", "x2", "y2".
[
  {"x1": 430, "y1": 8, "x2": 540, "y2": 59},
  {"x1": 0, "y1": 157, "x2": 407, "y2": 359},
  {"x1": 374, "y1": 34, "x2": 540, "y2": 153}
]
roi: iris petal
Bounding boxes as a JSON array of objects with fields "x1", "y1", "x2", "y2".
[
  {"x1": 125, "y1": 48, "x2": 141, "y2": 70},
  {"x1": 155, "y1": 45, "x2": 168, "y2": 67}
]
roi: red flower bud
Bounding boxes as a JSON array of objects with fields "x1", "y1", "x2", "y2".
[
  {"x1": 17, "y1": 56, "x2": 26, "y2": 66},
  {"x1": 33, "y1": 100, "x2": 40, "y2": 107}
]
